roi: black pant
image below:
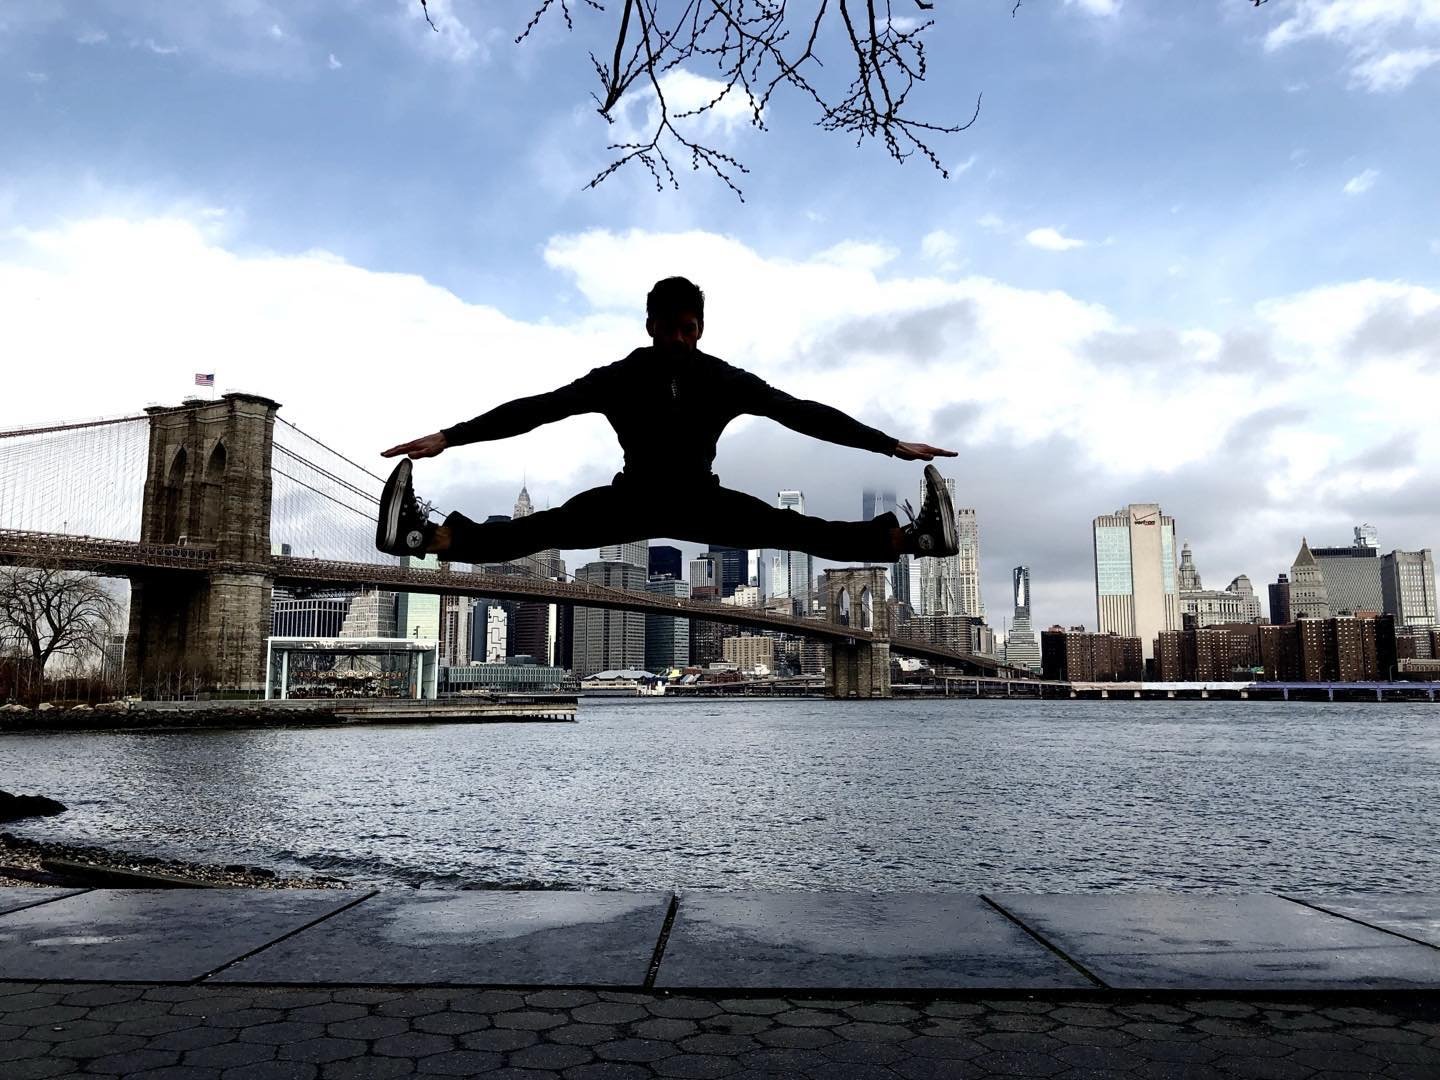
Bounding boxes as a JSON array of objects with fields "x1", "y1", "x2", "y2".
[{"x1": 444, "y1": 474, "x2": 899, "y2": 565}]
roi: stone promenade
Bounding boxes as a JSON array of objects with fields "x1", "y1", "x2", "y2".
[{"x1": 3, "y1": 888, "x2": 1440, "y2": 1077}]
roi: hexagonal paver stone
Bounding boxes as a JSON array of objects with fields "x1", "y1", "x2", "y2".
[
  {"x1": 844, "y1": 1003, "x2": 921, "y2": 1024},
  {"x1": 411, "y1": 1012, "x2": 491, "y2": 1036},
  {"x1": 414, "y1": 1049, "x2": 503, "y2": 1075},
  {"x1": 756, "y1": 1025, "x2": 836, "y2": 1049},
  {"x1": 647, "y1": 998, "x2": 722, "y2": 1020},
  {"x1": 635, "y1": 1017, "x2": 699, "y2": 1041},
  {"x1": 509, "y1": 1042, "x2": 595, "y2": 1070},
  {"x1": 988, "y1": 894, "x2": 1440, "y2": 991},
  {"x1": 653, "y1": 1053, "x2": 737, "y2": 1078},
  {"x1": 493, "y1": 1009, "x2": 567, "y2": 1031},
  {"x1": 3, "y1": 1059, "x2": 82, "y2": 1080},
  {"x1": 563, "y1": 1063, "x2": 654, "y2": 1080},
  {"x1": 657, "y1": 893, "x2": 1089, "y2": 990},
  {"x1": 214, "y1": 891, "x2": 671, "y2": 986},
  {"x1": 276, "y1": 1037, "x2": 367, "y2": 1064},
  {"x1": 524, "y1": 989, "x2": 598, "y2": 1009},
  {"x1": 183, "y1": 1040, "x2": 278, "y2": 1069},
  {"x1": 288, "y1": 1004, "x2": 370, "y2": 1025},
  {"x1": 217, "y1": 1062, "x2": 320, "y2": 1080},
  {"x1": 458, "y1": 1027, "x2": 538, "y2": 1053},
  {"x1": 0, "y1": 889, "x2": 362, "y2": 981},
  {"x1": 549, "y1": 1023, "x2": 620, "y2": 1046},
  {"x1": 773, "y1": 1008, "x2": 845, "y2": 1028},
  {"x1": 372, "y1": 1032, "x2": 455, "y2": 1059},
  {"x1": 326, "y1": 1016, "x2": 410, "y2": 1041},
  {"x1": 597, "y1": 1037, "x2": 681, "y2": 1063},
  {"x1": 574, "y1": 1002, "x2": 649, "y2": 1025},
  {"x1": 239, "y1": 1021, "x2": 329, "y2": 1045},
  {"x1": 319, "y1": 1058, "x2": 415, "y2": 1080}
]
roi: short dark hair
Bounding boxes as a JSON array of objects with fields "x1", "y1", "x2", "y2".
[{"x1": 646, "y1": 277, "x2": 705, "y2": 326}]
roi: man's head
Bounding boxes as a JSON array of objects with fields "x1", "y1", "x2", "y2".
[{"x1": 646, "y1": 276, "x2": 704, "y2": 352}]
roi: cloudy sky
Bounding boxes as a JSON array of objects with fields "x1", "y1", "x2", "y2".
[{"x1": 3, "y1": 0, "x2": 1438, "y2": 630}]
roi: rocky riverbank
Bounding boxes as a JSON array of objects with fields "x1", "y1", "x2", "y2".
[
  {"x1": 0, "y1": 697, "x2": 578, "y2": 730},
  {"x1": 0, "y1": 831, "x2": 351, "y2": 890}
]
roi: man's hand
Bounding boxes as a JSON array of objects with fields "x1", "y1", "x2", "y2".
[
  {"x1": 893, "y1": 440, "x2": 957, "y2": 461},
  {"x1": 382, "y1": 432, "x2": 448, "y2": 459}
]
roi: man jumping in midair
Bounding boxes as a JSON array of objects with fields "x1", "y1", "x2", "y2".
[{"x1": 376, "y1": 276, "x2": 959, "y2": 569}]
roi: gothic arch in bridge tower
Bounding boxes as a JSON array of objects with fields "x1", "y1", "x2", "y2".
[
  {"x1": 201, "y1": 439, "x2": 227, "y2": 539},
  {"x1": 836, "y1": 587, "x2": 851, "y2": 627},
  {"x1": 859, "y1": 585, "x2": 874, "y2": 632},
  {"x1": 161, "y1": 445, "x2": 187, "y2": 544}
]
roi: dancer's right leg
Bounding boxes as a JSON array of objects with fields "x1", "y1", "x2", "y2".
[{"x1": 440, "y1": 483, "x2": 646, "y2": 565}]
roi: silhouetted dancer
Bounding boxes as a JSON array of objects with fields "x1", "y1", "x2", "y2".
[{"x1": 376, "y1": 277, "x2": 959, "y2": 568}]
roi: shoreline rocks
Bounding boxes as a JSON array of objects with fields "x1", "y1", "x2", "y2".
[
  {"x1": 0, "y1": 789, "x2": 67, "y2": 822},
  {"x1": 0, "y1": 831, "x2": 350, "y2": 891}
]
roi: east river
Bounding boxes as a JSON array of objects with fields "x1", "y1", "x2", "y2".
[{"x1": 2, "y1": 699, "x2": 1437, "y2": 892}]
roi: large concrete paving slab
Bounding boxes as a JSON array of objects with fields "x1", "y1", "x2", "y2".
[
  {"x1": 0, "y1": 887, "x2": 86, "y2": 916},
  {"x1": 1293, "y1": 894, "x2": 1440, "y2": 948},
  {"x1": 655, "y1": 891, "x2": 1093, "y2": 990},
  {"x1": 213, "y1": 890, "x2": 671, "y2": 986},
  {"x1": 990, "y1": 893, "x2": 1440, "y2": 990},
  {"x1": 0, "y1": 888, "x2": 364, "y2": 982}
]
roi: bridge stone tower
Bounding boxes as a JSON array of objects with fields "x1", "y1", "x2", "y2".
[
  {"x1": 126, "y1": 393, "x2": 280, "y2": 694},
  {"x1": 823, "y1": 567, "x2": 891, "y2": 699}
]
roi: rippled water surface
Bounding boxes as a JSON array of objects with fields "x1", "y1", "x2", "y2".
[{"x1": 3, "y1": 699, "x2": 1438, "y2": 892}]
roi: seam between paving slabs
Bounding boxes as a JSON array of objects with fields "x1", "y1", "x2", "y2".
[
  {"x1": 1279, "y1": 894, "x2": 1440, "y2": 952},
  {"x1": 195, "y1": 889, "x2": 379, "y2": 983},
  {"x1": 644, "y1": 892, "x2": 680, "y2": 989},
  {"x1": 981, "y1": 894, "x2": 1107, "y2": 989},
  {"x1": 0, "y1": 887, "x2": 95, "y2": 919}
]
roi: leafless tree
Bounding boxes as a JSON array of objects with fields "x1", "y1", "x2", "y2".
[
  {"x1": 0, "y1": 566, "x2": 119, "y2": 703},
  {"x1": 423, "y1": 0, "x2": 978, "y2": 198}
]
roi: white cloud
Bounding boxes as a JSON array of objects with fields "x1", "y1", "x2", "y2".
[
  {"x1": 1350, "y1": 46, "x2": 1440, "y2": 90},
  {"x1": 5, "y1": 218, "x2": 1440, "y2": 626},
  {"x1": 977, "y1": 213, "x2": 1005, "y2": 232},
  {"x1": 1264, "y1": 0, "x2": 1440, "y2": 92},
  {"x1": 268, "y1": 23, "x2": 285, "y2": 40},
  {"x1": 328, "y1": 53, "x2": 343, "y2": 70},
  {"x1": 144, "y1": 39, "x2": 179, "y2": 56},
  {"x1": 1025, "y1": 226, "x2": 1086, "y2": 252},
  {"x1": 396, "y1": 0, "x2": 482, "y2": 64},
  {"x1": 921, "y1": 230, "x2": 960, "y2": 267},
  {"x1": 1343, "y1": 168, "x2": 1379, "y2": 195},
  {"x1": 1065, "y1": 0, "x2": 1122, "y2": 15},
  {"x1": 76, "y1": 29, "x2": 108, "y2": 46}
]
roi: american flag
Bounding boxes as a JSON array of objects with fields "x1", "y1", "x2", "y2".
[{"x1": 194, "y1": 373, "x2": 215, "y2": 387}]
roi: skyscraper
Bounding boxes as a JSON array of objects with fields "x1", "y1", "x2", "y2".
[
  {"x1": 1289, "y1": 538, "x2": 1330, "y2": 620},
  {"x1": 573, "y1": 561, "x2": 648, "y2": 677},
  {"x1": 599, "y1": 540, "x2": 649, "y2": 571},
  {"x1": 1005, "y1": 565, "x2": 1040, "y2": 672},
  {"x1": 438, "y1": 594, "x2": 471, "y2": 667},
  {"x1": 1092, "y1": 503, "x2": 1179, "y2": 662},
  {"x1": 863, "y1": 487, "x2": 906, "y2": 606},
  {"x1": 766, "y1": 490, "x2": 814, "y2": 613},
  {"x1": 649, "y1": 545, "x2": 683, "y2": 581},
  {"x1": 917, "y1": 475, "x2": 982, "y2": 617},
  {"x1": 1382, "y1": 549, "x2": 1438, "y2": 629},
  {"x1": 645, "y1": 575, "x2": 691, "y2": 672},
  {"x1": 708, "y1": 544, "x2": 747, "y2": 598},
  {"x1": 395, "y1": 554, "x2": 441, "y2": 640},
  {"x1": 1269, "y1": 573, "x2": 1292, "y2": 625}
]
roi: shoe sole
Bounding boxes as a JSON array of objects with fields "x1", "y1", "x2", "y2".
[
  {"x1": 376, "y1": 459, "x2": 412, "y2": 553},
  {"x1": 924, "y1": 464, "x2": 959, "y2": 557}
]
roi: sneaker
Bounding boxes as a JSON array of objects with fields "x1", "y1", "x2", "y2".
[
  {"x1": 900, "y1": 464, "x2": 959, "y2": 557},
  {"x1": 375, "y1": 459, "x2": 437, "y2": 556}
]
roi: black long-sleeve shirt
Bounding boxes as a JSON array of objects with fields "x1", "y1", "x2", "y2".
[{"x1": 441, "y1": 347, "x2": 900, "y2": 483}]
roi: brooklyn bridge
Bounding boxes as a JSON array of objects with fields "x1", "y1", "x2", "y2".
[{"x1": 0, "y1": 393, "x2": 1014, "y2": 698}]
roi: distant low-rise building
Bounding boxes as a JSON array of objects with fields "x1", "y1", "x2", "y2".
[{"x1": 1041, "y1": 626, "x2": 1143, "y2": 682}]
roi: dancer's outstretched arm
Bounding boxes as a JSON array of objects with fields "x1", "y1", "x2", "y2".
[
  {"x1": 382, "y1": 365, "x2": 613, "y2": 459},
  {"x1": 737, "y1": 370, "x2": 957, "y2": 461}
]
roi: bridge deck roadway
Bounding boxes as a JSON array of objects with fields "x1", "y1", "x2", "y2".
[
  {"x1": 0, "y1": 531, "x2": 1013, "y2": 674},
  {"x1": 1, "y1": 889, "x2": 1438, "y2": 1078}
]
